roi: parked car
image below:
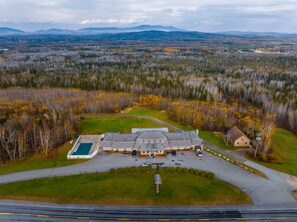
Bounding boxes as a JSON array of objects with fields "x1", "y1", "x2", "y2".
[
  {"x1": 142, "y1": 162, "x2": 151, "y2": 166},
  {"x1": 171, "y1": 150, "x2": 177, "y2": 156},
  {"x1": 196, "y1": 148, "x2": 203, "y2": 157},
  {"x1": 132, "y1": 150, "x2": 137, "y2": 157}
]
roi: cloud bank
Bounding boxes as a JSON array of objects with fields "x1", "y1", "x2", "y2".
[{"x1": 0, "y1": 0, "x2": 296, "y2": 32}]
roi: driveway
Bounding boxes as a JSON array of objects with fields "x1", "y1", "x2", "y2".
[{"x1": 0, "y1": 151, "x2": 296, "y2": 206}]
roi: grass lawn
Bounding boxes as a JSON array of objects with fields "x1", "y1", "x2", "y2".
[
  {"x1": 0, "y1": 140, "x2": 85, "y2": 175},
  {"x1": 249, "y1": 128, "x2": 297, "y2": 176},
  {"x1": 79, "y1": 116, "x2": 163, "y2": 134},
  {"x1": 199, "y1": 131, "x2": 237, "y2": 151},
  {"x1": 128, "y1": 108, "x2": 193, "y2": 131},
  {"x1": 0, "y1": 171, "x2": 251, "y2": 205}
]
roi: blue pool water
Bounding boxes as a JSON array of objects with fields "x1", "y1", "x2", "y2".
[{"x1": 73, "y1": 143, "x2": 93, "y2": 155}]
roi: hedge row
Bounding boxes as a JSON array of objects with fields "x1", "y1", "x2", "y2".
[
  {"x1": 109, "y1": 166, "x2": 215, "y2": 180},
  {"x1": 109, "y1": 166, "x2": 152, "y2": 174},
  {"x1": 163, "y1": 167, "x2": 215, "y2": 180}
]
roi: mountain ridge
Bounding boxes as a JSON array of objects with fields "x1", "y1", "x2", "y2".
[{"x1": 0, "y1": 25, "x2": 184, "y2": 36}]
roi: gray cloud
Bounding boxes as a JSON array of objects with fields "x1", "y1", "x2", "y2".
[{"x1": 0, "y1": 0, "x2": 296, "y2": 32}]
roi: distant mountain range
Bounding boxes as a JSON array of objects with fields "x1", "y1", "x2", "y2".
[
  {"x1": 0, "y1": 27, "x2": 25, "y2": 35},
  {"x1": 0, "y1": 26, "x2": 297, "y2": 39},
  {"x1": 0, "y1": 25, "x2": 184, "y2": 36},
  {"x1": 218, "y1": 31, "x2": 297, "y2": 37}
]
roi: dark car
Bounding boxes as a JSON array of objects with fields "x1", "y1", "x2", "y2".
[
  {"x1": 172, "y1": 150, "x2": 177, "y2": 156},
  {"x1": 132, "y1": 150, "x2": 137, "y2": 157}
]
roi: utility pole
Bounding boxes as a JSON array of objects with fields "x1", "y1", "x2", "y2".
[{"x1": 254, "y1": 132, "x2": 261, "y2": 158}]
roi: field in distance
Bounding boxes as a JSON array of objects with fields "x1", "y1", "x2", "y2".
[{"x1": 79, "y1": 116, "x2": 164, "y2": 134}]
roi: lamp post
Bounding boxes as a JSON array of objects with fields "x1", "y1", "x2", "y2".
[
  {"x1": 223, "y1": 132, "x2": 228, "y2": 146},
  {"x1": 254, "y1": 132, "x2": 261, "y2": 157}
]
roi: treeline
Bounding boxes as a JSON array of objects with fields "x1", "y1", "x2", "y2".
[
  {"x1": 139, "y1": 94, "x2": 277, "y2": 162},
  {"x1": 0, "y1": 88, "x2": 137, "y2": 162},
  {"x1": 0, "y1": 110, "x2": 74, "y2": 161}
]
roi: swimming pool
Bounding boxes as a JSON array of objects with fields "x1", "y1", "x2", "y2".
[{"x1": 73, "y1": 143, "x2": 93, "y2": 155}]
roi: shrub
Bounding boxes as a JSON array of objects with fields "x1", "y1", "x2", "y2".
[
  {"x1": 267, "y1": 153, "x2": 283, "y2": 164},
  {"x1": 109, "y1": 168, "x2": 116, "y2": 174},
  {"x1": 136, "y1": 166, "x2": 143, "y2": 172},
  {"x1": 123, "y1": 167, "x2": 130, "y2": 173},
  {"x1": 175, "y1": 167, "x2": 182, "y2": 173},
  {"x1": 169, "y1": 167, "x2": 175, "y2": 173},
  {"x1": 260, "y1": 152, "x2": 268, "y2": 162},
  {"x1": 194, "y1": 170, "x2": 200, "y2": 175},
  {"x1": 130, "y1": 166, "x2": 137, "y2": 172},
  {"x1": 116, "y1": 168, "x2": 123, "y2": 174},
  {"x1": 189, "y1": 168, "x2": 195, "y2": 174},
  {"x1": 206, "y1": 172, "x2": 215, "y2": 180},
  {"x1": 156, "y1": 164, "x2": 160, "y2": 172},
  {"x1": 199, "y1": 171, "x2": 206, "y2": 177},
  {"x1": 181, "y1": 168, "x2": 188, "y2": 173}
]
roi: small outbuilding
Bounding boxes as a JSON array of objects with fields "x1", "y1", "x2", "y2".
[
  {"x1": 226, "y1": 126, "x2": 251, "y2": 147},
  {"x1": 154, "y1": 174, "x2": 162, "y2": 194}
]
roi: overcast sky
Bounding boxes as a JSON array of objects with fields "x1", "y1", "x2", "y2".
[{"x1": 0, "y1": 0, "x2": 296, "y2": 32}]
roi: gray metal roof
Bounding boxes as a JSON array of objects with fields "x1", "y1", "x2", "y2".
[
  {"x1": 139, "y1": 143, "x2": 166, "y2": 151},
  {"x1": 137, "y1": 132, "x2": 167, "y2": 140},
  {"x1": 132, "y1": 128, "x2": 169, "y2": 133},
  {"x1": 100, "y1": 129, "x2": 202, "y2": 150}
]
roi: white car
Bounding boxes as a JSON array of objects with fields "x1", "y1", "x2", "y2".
[
  {"x1": 142, "y1": 162, "x2": 151, "y2": 166},
  {"x1": 196, "y1": 148, "x2": 203, "y2": 157}
]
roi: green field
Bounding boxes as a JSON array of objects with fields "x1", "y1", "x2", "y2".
[
  {"x1": 199, "y1": 131, "x2": 237, "y2": 150},
  {"x1": 128, "y1": 108, "x2": 193, "y2": 131},
  {"x1": 251, "y1": 128, "x2": 297, "y2": 176},
  {"x1": 0, "y1": 140, "x2": 84, "y2": 175},
  {"x1": 0, "y1": 171, "x2": 251, "y2": 205},
  {"x1": 79, "y1": 116, "x2": 163, "y2": 134}
]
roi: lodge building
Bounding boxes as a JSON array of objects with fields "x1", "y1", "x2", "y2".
[{"x1": 100, "y1": 128, "x2": 203, "y2": 157}]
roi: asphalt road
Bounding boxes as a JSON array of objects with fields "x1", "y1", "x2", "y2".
[
  {"x1": 1, "y1": 200, "x2": 297, "y2": 221},
  {"x1": 0, "y1": 151, "x2": 296, "y2": 207}
]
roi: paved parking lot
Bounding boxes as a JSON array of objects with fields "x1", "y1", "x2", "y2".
[{"x1": 0, "y1": 150, "x2": 296, "y2": 206}]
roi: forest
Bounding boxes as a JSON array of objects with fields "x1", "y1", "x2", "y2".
[
  {"x1": 0, "y1": 88, "x2": 277, "y2": 163},
  {"x1": 0, "y1": 34, "x2": 296, "y2": 163}
]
